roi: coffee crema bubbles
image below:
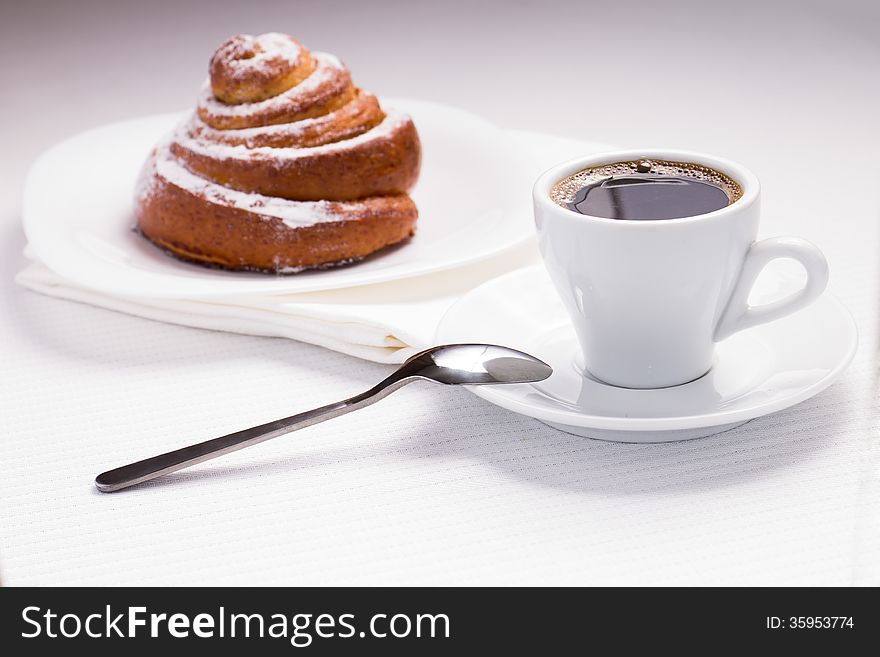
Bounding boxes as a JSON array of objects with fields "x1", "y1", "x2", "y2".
[{"x1": 550, "y1": 159, "x2": 743, "y2": 221}]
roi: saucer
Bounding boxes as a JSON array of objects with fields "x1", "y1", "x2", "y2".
[{"x1": 436, "y1": 264, "x2": 857, "y2": 442}]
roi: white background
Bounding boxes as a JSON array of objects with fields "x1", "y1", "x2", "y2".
[{"x1": 1, "y1": 0, "x2": 878, "y2": 584}]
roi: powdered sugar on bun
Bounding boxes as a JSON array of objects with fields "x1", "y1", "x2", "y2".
[
  {"x1": 176, "y1": 110, "x2": 410, "y2": 163},
  {"x1": 135, "y1": 33, "x2": 421, "y2": 273},
  {"x1": 209, "y1": 33, "x2": 313, "y2": 105},
  {"x1": 146, "y1": 146, "x2": 346, "y2": 227}
]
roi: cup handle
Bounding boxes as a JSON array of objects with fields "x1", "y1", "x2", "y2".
[{"x1": 714, "y1": 236, "x2": 829, "y2": 341}]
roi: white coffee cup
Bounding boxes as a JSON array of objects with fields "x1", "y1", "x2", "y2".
[{"x1": 533, "y1": 149, "x2": 829, "y2": 389}]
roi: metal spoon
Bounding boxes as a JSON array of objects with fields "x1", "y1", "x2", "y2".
[{"x1": 95, "y1": 344, "x2": 552, "y2": 493}]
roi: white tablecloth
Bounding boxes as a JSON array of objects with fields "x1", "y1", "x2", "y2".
[{"x1": 1, "y1": 0, "x2": 877, "y2": 585}]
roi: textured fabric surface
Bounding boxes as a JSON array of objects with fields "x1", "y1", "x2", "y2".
[
  {"x1": 2, "y1": 130, "x2": 877, "y2": 586},
  {"x1": 1, "y1": 0, "x2": 878, "y2": 585}
]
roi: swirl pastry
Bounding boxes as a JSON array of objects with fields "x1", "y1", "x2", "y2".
[{"x1": 135, "y1": 33, "x2": 421, "y2": 273}]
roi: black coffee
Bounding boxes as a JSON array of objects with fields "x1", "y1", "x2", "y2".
[{"x1": 550, "y1": 159, "x2": 742, "y2": 221}]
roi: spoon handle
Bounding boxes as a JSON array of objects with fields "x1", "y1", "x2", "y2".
[{"x1": 95, "y1": 375, "x2": 412, "y2": 493}]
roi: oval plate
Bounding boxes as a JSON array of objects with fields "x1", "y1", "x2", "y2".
[{"x1": 23, "y1": 99, "x2": 535, "y2": 298}]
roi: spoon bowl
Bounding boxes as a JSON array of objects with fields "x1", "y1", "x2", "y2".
[{"x1": 399, "y1": 343, "x2": 553, "y2": 385}]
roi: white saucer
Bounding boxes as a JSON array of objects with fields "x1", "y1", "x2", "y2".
[
  {"x1": 437, "y1": 264, "x2": 857, "y2": 442},
  {"x1": 22, "y1": 99, "x2": 549, "y2": 299}
]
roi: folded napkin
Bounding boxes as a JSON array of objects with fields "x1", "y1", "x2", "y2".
[{"x1": 16, "y1": 244, "x2": 539, "y2": 364}]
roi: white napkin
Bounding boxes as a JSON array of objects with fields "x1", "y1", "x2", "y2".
[{"x1": 16, "y1": 243, "x2": 539, "y2": 364}]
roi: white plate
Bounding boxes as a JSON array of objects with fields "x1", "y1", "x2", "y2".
[
  {"x1": 23, "y1": 99, "x2": 535, "y2": 298},
  {"x1": 437, "y1": 264, "x2": 857, "y2": 442}
]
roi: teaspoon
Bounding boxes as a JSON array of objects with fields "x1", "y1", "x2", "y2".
[{"x1": 95, "y1": 344, "x2": 552, "y2": 492}]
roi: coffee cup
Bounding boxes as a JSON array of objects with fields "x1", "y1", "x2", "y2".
[{"x1": 533, "y1": 149, "x2": 829, "y2": 389}]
